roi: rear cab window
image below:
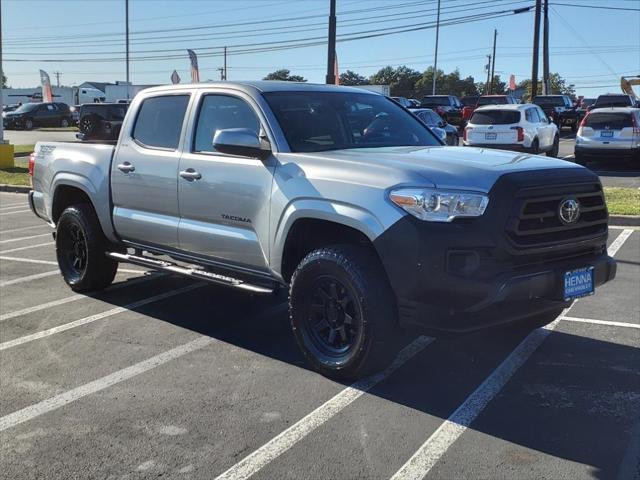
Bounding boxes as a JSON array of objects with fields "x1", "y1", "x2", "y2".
[
  {"x1": 132, "y1": 95, "x2": 190, "y2": 150},
  {"x1": 471, "y1": 110, "x2": 521, "y2": 125},
  {"x1": 595, "y1": 96, "x2": 632, "y2": 108}
]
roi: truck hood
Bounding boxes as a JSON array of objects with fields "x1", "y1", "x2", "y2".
[{"x1": 305, "y1": 146, "x2": 582, "y2": 193}]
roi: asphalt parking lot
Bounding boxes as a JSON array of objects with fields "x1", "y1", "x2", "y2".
[
  {"x1": 0, "y1": 190, "x2": 639, "y2": 480},
  {"x1": 3, "y1": 129, "x2": 77, "y2": 146}
]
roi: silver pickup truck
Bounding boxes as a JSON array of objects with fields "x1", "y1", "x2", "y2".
[{"x1": 29, "y1": 81, "x2": 616, "y2": 379}]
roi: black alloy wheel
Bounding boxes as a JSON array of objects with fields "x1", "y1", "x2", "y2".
[{"x1": 303, "y1": 276, "x2": 363, "y2": 360}]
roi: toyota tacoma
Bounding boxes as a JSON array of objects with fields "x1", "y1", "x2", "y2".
[{"x1": 28, "y1": 82, "x2": 616, "y2": 379}]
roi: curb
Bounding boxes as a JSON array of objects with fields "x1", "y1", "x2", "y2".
[
  {"x1": 14, "y1": 152, "x2": 30, "y2": 158},
  {"x1": 0, "y1": 184, "x2": 30, "y2": 193},
  {"x1": 610, "y1": 215, "x2": 640, "y2": 227}
]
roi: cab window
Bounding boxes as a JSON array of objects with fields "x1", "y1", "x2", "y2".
[
  {"x1": 132, "y1": 95, "x2": 190, "y2": 150},
  {"x1": 193, "y1": 95, "x2": 261, "y2": 153}
]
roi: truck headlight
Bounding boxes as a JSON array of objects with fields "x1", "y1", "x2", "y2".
[{"x1": 389, "y1": 188, "x2": 489, "y2": 222}]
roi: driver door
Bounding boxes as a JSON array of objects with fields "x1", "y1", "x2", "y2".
[{"x1": 177, "y1": 92, "x2": 276, "y2": 272}]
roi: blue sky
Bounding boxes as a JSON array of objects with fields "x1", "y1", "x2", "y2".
[{"x1": 2, "y1": 0, "x2": 639, "y2": 98}]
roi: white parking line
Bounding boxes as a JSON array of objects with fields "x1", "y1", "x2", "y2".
[
  {"x1": 215, "y1": 336, "x2": 434, "y2": 480},
  {"x1": 0, "y1": 270, "x2": 60, "y2": 287},
  {"x1": 0, "y1": 203, "x2": 27, "y2": 209},
  {"x1": 0, "y1": 224, "x2": 50, "y2": 235},
  {"x1": 0, "y1": 205, "x2": 28, "y2": 212},
  {"x1": 609, "y1": 229, "x2": 634, "y2": 256},
  {"x1": 561, "y1": 154, "x2": 574, "y2": 160},
  {"x1": 561, "y1": 316, "x2": 640, "y2": 330},
  {"x1": 388, "y1": 228, "x2": 634, "y2": 479},
  {"x1": 0, "y1": 282, "x2": 206, "y2": 351},
  {"x1": 0, "y1": 233, "x2": 52, "y2": 244},
  {"x1": 0, "y1": 255, "x2": 146, "y2": 274},
  {"x1": 0, "y1": 241, "x2": 54, "y2": 254},
  {"x1": 0, "y1": 273, "x2": 163, "y2": 322},
  {"x1": 0, "y1": 209, "x2": 31, "y2": 216},
  {"x1": 0, "y1": 335, "x2": 214, "y2": 432}
]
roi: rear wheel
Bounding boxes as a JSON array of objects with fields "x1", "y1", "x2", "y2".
[
  {"x1": 79, "y1": 115, "x2": 98, "y2": 137},
  {"x1": 530, "y1": 138, "x2": 540, "y2": 155},
  {"x1": 289, "y1": 245, "x2": 398, "y2": 380},
  {"x1": 56, "y1": 204, "x2": 118, "y2": 292},
  {"x1": 24, "y1": 119, "x2": 34, "y2": 130},
  {"x1": 547, "y1": 135, "x2": 560, "y2": 158},
  {"x1": 60, "y1": 118, "x2": 70, "y2": 128}
]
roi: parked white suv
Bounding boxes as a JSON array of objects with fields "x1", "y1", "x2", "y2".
[
  {"x1": 463, "y1": 104, "x2": 559, "y2": 156},
  {"x1": 575, "y1": 107, "x2": 640, "y2": 165}
]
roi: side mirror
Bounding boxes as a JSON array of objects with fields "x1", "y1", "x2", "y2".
[
  {"x1": 437, "y1": 120, "x2": 446, "y2": 128},
  {"x1": 213, "y1": 128, "x2": 271, "y2": 159}
]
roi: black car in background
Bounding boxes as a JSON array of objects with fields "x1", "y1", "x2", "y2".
[
  {"x1": 77, "y1": 103, "x2": 129, "y2": 141},
  {"x1": 532, "y1": 95, "x2": 581, "y2": 131},
  {"x1": 419, "y1": 95, "x2": 464, "y2": 126},
  {"x1": 412, "y1": 108, "x2": 460, "y2": 146},
  {"x1": 3, "y1": 102, "x2": 73, "y2": 130}
]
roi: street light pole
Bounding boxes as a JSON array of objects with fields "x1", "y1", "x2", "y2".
[
  {"x1": 125, "y1": 0, "x2": 130, "y2": 99},
  {"x1": 325, "y1": 0, "x2": 337, "y2": 84},
  {"x1": 431, "y1": 0, "x2": 441, "y2": 95}
]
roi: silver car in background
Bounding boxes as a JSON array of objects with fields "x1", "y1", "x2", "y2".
[{"x1": 575, "y1": 107, "x2": 640, "y2": 166}]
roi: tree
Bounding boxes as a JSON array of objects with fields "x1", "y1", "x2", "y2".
[
  {"x1": 517, "y1": 73, "x2": 575, "y2": 102},
  {"x1": 476, "y1": 75, "x2": 507, "y2": 96},
  {"x1": 263, "y1": 69, "x2": 306, "y2": 82},
  {"x1": 368, "y1": 65, "x2": 421, "y2": 97},
  {"x1": 414, "y1": 68, "x2": 478, "y2": 98},
  {"x1": 1, "y1": 73, "x2": 7, "y2": 88},
  {"x1": 339, "y1": 70, "x2": 368, "y2": 86}
]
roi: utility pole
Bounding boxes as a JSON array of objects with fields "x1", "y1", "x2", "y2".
[
  {"x1": 0, "y1": 0, "x2": 4, "y2": 146},
  {"x1": 431, "y1": 0, "x2": 441, "y2": 95},
  {"x1": 542, "y1": 0, "x2": 550, "y2": 94},
  {"x1": 325, "y1": 0, "x2": 337, "y2": 84},
  {"x1": 223, "y1": 46, "x2": 227, "y2": 80},
  {"x1": 490, "y1": 29, "x2": 497, "y2": 94},
  {"x1": 531, "y1": 0, "x2": 542, "y2": 99},
  {"x1": 53, "y1": 71, "x2": 62, "y2": 87},
  {"x1": 485, "y1": 55, "x2": 492, "y2": 94},
  {"x1": 125, "y1": 0, "x2": 130, "y2": 100}
]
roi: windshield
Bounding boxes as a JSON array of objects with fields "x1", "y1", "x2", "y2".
[
  {"x1": 263, "y1": 91, "x2": 440, "y2": 152},
  {"x1": 471, "y1": 110, "x2": 521, "y2": 125},
  {"x1": 421, "y1": 97, "x2": 450, "y2": 106},
  {"x1": 533, "y1": 96, "x2": 564, "y2": 106},
  {"x1": 12, "y1": 103, "x2": 40, "y2": 114},
  {"x1": 477, "y1": 96, "x2": 509, "y2": 106}
]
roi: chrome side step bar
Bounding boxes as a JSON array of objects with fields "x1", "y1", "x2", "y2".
[{"x1": 106, "y1": 251, "x2": 274, "y2": 294}]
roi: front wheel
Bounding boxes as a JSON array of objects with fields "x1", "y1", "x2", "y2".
[
  {"x1": 289, "y1": 245, "x2": 398, "y2": 380},
  {"x1": 24, "y1": 119, "x2": 34, "y2": 130},
  {"x1": 60, "y1": 118, "x2": 70, "y2": 128},
  {"x1": 56, "y1": 204, "x2": 118, "y2": 292},
  {"x1": 547, "y1": 135, "x2": 560, "y2": 158}
]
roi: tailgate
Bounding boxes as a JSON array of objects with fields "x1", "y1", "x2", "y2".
[{"x1": 468, "y1": 125, "x2": 518, "y2": 144}]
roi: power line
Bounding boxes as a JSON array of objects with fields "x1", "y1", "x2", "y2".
[{"x1": 551, "y1": 2, "x2": 640, "y2": 11}]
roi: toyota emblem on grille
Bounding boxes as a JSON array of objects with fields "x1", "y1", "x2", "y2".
[{"x1": 559, "y1": 198, "x2": 581, "y2": 224}]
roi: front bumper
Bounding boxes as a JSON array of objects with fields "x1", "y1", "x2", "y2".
[{"x1": 374, "y1": 168, "x2": 616, "y2": 334}]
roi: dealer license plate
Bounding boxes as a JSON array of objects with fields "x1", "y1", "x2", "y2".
[
  {"x1": 563, "y1": 267, "x2": 594, "y2": 301},
  {"x1": 485, "y1": 132, "x2": 497, "y2": 140}
]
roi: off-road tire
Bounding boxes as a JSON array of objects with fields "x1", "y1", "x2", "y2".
[
  {"x1": 289, "y1": 245, "x2": 398, "y2": 380},
  {"x1": 56, "y1": 204, "x2": 118, "y2": 292}
]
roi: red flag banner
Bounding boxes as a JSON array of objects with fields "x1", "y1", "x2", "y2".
[
  {"x1": 187, "y1": 50, "x2": 200, "y2": 83},
  {"x1": 509, "y1": 74, "x2": 516, "y2": 91},
  {"x1": 40, "y1": 70, "x2": 53, "y2": 103}
]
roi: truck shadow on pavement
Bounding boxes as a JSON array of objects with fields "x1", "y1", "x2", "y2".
[{"x1": 103, "y1": 276, "x2": 640, "y2": 480}]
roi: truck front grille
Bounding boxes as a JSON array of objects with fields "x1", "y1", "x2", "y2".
[{"x1": 506, "y1": 182, "x2": 608, "y2": 248}]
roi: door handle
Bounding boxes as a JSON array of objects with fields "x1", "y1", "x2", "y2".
[
  {"x1": 179, "y1": 169, "x2": 202, "y2": 181},
  {"x1": 117, "y1": 162, "x2": 135, "y2": 173}
]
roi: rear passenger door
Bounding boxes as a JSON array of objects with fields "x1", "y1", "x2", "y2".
[
  {"x1": 177, "y1": 92, "x2": 276, "y2": 272},
  {"x1": 111, "y1": 93, "x2": 191, "y2": 250}
]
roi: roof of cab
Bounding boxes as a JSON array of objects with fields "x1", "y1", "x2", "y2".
[
  {"x1": 589, "y1": 106, "x2": 640, "y2": 114},
  {"x1": 475, "y1": 103, "x2": 531, "y2": 111},
  {"x1": 140, "y1": 81, "x2": 379, "y2": 95}
]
